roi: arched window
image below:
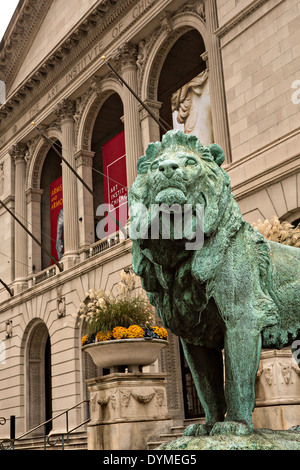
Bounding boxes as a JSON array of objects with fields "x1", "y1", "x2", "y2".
[
  {"x1": 24, "y1": 320, "x2": 52, "y2": 434},
  {"x1": 40, "y1": 141, "x2": 62, "y2": 270},
  {"x1": 158, "y1": 30, "x2": 208, "y2": 142},
  {"x1": 91, "y1": 93, "x2": 124, "y2": 241}
]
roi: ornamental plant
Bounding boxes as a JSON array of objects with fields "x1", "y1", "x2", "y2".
[
  {"x1": 253, "y1": 216, "x2": 300, "y2": 247},
  {"x1": 78, "y1": 269, "x2": 168, "y2": 345}
]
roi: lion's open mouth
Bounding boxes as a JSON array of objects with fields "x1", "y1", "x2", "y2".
[{"x1": 155, "y1": 188, "x2": 187, "y2": 206}]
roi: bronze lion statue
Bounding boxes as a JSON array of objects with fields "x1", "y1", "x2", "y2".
[{"x1": 128, "y1": 130, "x2": 300, "y2": 436}]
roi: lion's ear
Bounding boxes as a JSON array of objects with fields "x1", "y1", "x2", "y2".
[{"x1": 209, "y1": 143, "x2": 225, "y2": 166}]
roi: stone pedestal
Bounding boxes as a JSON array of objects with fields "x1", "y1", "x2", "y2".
[
  {"x1": 86, "y1": 372, "x2": 172, "y2": 450},
  {"x1": 253, "y1": 348, "x2": 300, "y2": 430}
]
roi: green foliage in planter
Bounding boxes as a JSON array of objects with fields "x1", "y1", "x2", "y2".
[{"x1": 77, "y1": 270, "x2": 154, "y2": 335}]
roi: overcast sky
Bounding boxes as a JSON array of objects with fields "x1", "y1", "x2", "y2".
[{"x1": 0, "y1": 1, "x2": 19, "y2": 41}]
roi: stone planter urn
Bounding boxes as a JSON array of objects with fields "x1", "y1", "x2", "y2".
[{"x1": 82, "y1": 338, "x2": 168, "y2": 372}]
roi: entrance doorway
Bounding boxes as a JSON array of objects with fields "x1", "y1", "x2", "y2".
[{"x1": 26, "y1": 321, "x2": 52, "y2": 434}]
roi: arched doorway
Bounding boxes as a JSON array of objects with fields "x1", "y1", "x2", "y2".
[
  {"x1": 25, "y1": 321, "x2": 52, "y2": 434},
  {"x1": 157, "y1": 29, "x2": 206, "y2": 138},
  {"x1": 40, "y1": 141, "x2": 63, "y2": 269},
  {"x1": 91, "y1": 92, "x2": 124, "y2": 241}
]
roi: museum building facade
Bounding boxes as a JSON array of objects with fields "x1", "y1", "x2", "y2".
[{"x1": 0, "y1": 0, "x2": 299, "y2": 442}]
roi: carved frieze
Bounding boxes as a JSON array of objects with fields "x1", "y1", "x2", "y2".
[
  {"x1": 0, "y1": 0, "x2": 52, "y2": 86},
  {"x1": 255, "y1": 350, "x2": 300, "y2": 407},
  {"x1": 131, "y1": 390, "x2": 156, "y2": 404}
]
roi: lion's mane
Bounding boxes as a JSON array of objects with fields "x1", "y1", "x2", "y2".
[{"x1": 128, "y1": 130, "x2": 276, "y2": 345}]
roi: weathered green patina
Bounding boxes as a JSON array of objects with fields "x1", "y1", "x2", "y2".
[
  {"x1": 157, "y1": 428, "x2": 300, "y2": 450},
  {"x1": 128, "y1": 130, "x2": 300, "y2": 436}
]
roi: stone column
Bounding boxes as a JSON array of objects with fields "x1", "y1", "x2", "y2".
[
  {"x1": 9, "y1": 143, "x2": 28, "y2": 290},
  {"x1": 139, "y1": 99, "x2": 162, "y2": 153},
  {"x1": 204, "y1": 0, "x2": 231, "y2": 162},
  {"x1": 54, "y1": 99, "x2": 79, "y2": 268},
  {"x1": 118, "y1": 43, "x2": 143, "y2": 188},
  {"x1": 26, "y1": 188, "x2": 44, "y2": 275},
  {"x1": 75, "y1": 149, "x2": 95, "y2": 259}
]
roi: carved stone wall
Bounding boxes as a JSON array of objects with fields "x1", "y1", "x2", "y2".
[
  {"x1": 253, "y1": 349, "x2": 300, "y2": 430},
  {"x1": 86, "y1": 372, "x2": 172, "y2": 450}
]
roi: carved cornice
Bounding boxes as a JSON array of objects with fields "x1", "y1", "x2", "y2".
[
  {"x1": 0, "y1": 0, "x2": 129, "y2": 132},
  {"x1": 0, "y1": 0, "x2": 53, "y2": 88},
  {"x1": 215, "y1": 0, "x2": 282, "y2": 39}
]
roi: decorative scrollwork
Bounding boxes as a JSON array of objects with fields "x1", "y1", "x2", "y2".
[
  {"x1": 0, "y1": 439, "x2": 14, "y2": 450},
  {"x1": 47, "y1": 434, "x2": 63, "y2": 447}
]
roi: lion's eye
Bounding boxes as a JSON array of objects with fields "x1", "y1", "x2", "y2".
[
  {"x1": 150, "y1": 161, "x2": 159, "y2": 171},
  {"x1": 185, "y1": 157, "x2": 197, "y2": 166}
]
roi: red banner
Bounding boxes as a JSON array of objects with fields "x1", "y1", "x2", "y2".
[
  {"x1": 102, "y1": 130, "x2": 127, "y2": 236},
  {"x1": 50, "y1": 176, "x2": 64, "y2": 262}
]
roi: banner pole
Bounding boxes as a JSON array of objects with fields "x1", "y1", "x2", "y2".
[
  {"x1": 0, "y1": 279, "x2": 14, "y2": 297},
  {"x1": 0, "y1": 199, "x2": 63, "y2": 272},
  {"x1": 101, "y1": 56, "x2": 171, "y2": 134}
]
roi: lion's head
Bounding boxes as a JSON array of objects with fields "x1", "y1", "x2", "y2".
[
  {"x1": 128, "y1": 130, "x2": 246, "y2": 331},
  {"x1": 129, "y1": 130, "x2": 233, "y2": 242}
]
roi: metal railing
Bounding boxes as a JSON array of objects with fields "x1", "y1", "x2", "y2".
[{"x1": 0, "y1": 400, "x2": 90, "y2": 450}]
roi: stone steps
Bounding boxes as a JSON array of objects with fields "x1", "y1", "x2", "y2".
[
  {"x1": 147, "y1": 418, "x2": 205, "y2": 450},
  {"x1": 11, "y1": 419, "x2": 205, "y2": 450},
  {"x1": 13, "y1": 431, "x2": 88, "y2": 450}
]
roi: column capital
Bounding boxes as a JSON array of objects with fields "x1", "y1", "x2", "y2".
[
  {"x1": 8, "y1": 142, "x2": 28, "y2": 163},
  {"x1": 138, "y1": 99, "x2": 162, "y2": 121},
  {"x1": 53, "y1": 98, "x2": 76, "y2": 121},
  {"x1": 75, "y1": 149, "x2": 95, "y2": 168},
  {"x1": 25, "y1": 187, "x2": 44, "y2": 204},
  {"x1": 116, "y1": 42, "x2": 138, "y2": 71}
]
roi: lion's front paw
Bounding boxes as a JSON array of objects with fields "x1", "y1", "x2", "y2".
[
  {"x1": 183, "y1": 423, "x2": 212, "y2": 437},
  {"x1": 210, "y1": 421, "x2": 252, "y2": 436}
]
